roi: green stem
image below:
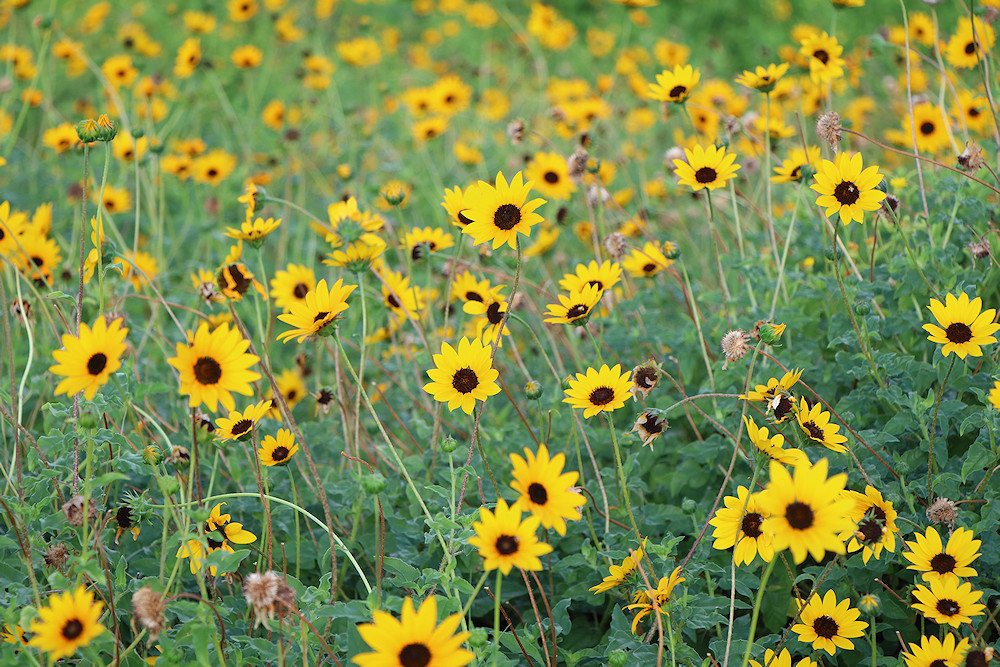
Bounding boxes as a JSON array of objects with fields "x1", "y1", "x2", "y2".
[
  {"x1": 927, "y1": 355, "x2": 956, "y2": 501},
  {"x1": 492, "y1": 569, "x2": 503, "y2": 666},
  {"x1": 95, "y1": 141, "x2": 111, "y2": 314},
  {"x1": 607, "y1": 413, "x2": 640, "y2": 538},
  {"x1": 738, "y1": 557, "x2": 776, "y2": 667}
]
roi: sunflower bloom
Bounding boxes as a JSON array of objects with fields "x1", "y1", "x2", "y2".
[
  {"x1": 423, "y1": 337, "x2": 501, "y2": 414},
  {"x1": 353, "y1": 596, "x2": 472, "y2": 667},
  {"x1": 463, "y1": 171, "x2": 546, "y2": 249},
  {"x1": 673, "y1": 144, "x2": 741, "y2": 192},
  {"x1": 167, "y1": 322, "x2": 261, "y2": 413},
  {"x1": 50, "y1": 317, "x2": 129, "y2": 401},
  {"x1": 795, "y1": 398, "x2": 848, "y2": 453},
  {"x1": 708, "y1": 485, "x2": 775, "y2": 566},
  {"x1": 590, "y1": 538, "x2": 648, "y2": 594},
  {"x1": 509, "y1": 444, "x2": 585, "y2": 536},
  {"x1": 750, "y1": 648, "x2": 816, "y2": 667},
  {"x1": 214, "y1": 400, "x2": 271, "y2": 442},
  {"x1": 468, "y1": 498, "x2": 553, "y2": 575},
  {"x1": 757, "y1": 459, "x2": 853, "y2": 564},
  {"x1": 901, "y1": 634, "x2": 971, "y2": 667},
  {"x1": 563, "y1": 364, "x2": 633, "y2": 418},
  {"x1": 259, "y1": 429, "x2": 299, "y2": 467},
  {"x1": 811, "y1": 152, "x2": 886, "y2": 225},
  {"x1": 276, "y1": 278, "x2": 357, "y2": 343},
  {"x1": 922, "y1": 292, "x2": 999, "y2": 359},
  {"x1": 734, "y1": 62, "x2": 790, "y2": 92},
  {"x1": 902, "y1": 526, "x2": 981, "y2": 583},
  {"x1": 625, "y1": 567, "x2": 685, "y2": 634},
  {"x1": 28, "y1": 587, "x2": 105, "y2": 662},
  {"x1": 744, "y1": 415, "x2": 809, "y2": 466},
  {"x1": 647, "y1": 64, "x2": 700, "y2": 103},
  {"x1": 790, "y1": 590, "x2": 867, "y2": 655},
  {"x1": 911, "y1": 578, "x2": 986, "y2": 627},
  {"x1": 840, "y1": 485, "x2": 898, "y2": 563}
]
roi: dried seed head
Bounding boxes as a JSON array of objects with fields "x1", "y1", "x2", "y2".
[
  {"x1": 131, "y1": 586, "x2": 167, "y2": 643},
  {"x1": 244, "y1": 571, "x2": 297, "y2": 627},
  {"x1": 62, "y1": 495, "x2": 98, "y2": 527},
  {"x1": 632, "y1": 410, "x2": 667, "y2": 448},
  {"x1": 9, "y1": 299, "x2": 31, "y2": 322},
  {"x1": 567, "y1": 148, "x2": 589, "y2": 183},
  {"x1": 506, "y1": 119, "x2": 525, "y2": 145},
  {"x1": 44, "y1": 543, "x2": 68, "y2": 569},
  {"x1": 723, "y1": 115, "x2": 741, "y2": 137},
  {"x1": 958, "y1": 141, "x2": 986, "y2": 173},
  {"x1": 663, "y1": 146, "x2": 686, "y2": 166},
  {"x1": 967, "y1": 238, "x2": 991, "y2": 262},
  {"x1": 816, "y1": 111, "x2": 842, "y2": 152},
  {"x1": 926, "y1": 497, "x2": 958, "y2": 527},
  {"x1": 721, "y1": 330, "x2": 751, "y2": 369},
  {"x1": 603, "y1": 232, "x2": 628, "y2": 261},
  {"x1": 547, "y1": 106, "x2": 566, "y2": 122},
  {"x1": 630, "y1": 363, "x2": 660, "y2": 400}
]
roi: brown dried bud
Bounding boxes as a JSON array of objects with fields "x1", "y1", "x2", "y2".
[
  {"x1": 632, "y1": 410, "x2": 667, "y2": 448},
  {"x1": 603, "y1": 232, "x2": 628, "y2": 261},
  {"x1": 62, "y1": 495, "x2": 97, "y2": 527},
  {"x1": 958, "y1": 141, "x2": 986, "y2": 173},
  {"x1": 9, "y1": 299, "x2": 31, "y2": 322},
  {"x1": 506, "y1": 119, "x2": 525, "y2": 145},
  {"x1": 567, "y1": 148, "x2": 589, "y2": 184},
  {"x1": 926, "y1": 497, "x2": 958, "y2": 527},
  {"x1": 630, "y1": 363, "x2": 660, "y2": 400},
  {"x1": 967, "y1": 239, "x2": 991, "y2": 261},
  {"x1": 131, "y1": 586, "x2": 167, "y2": 643},
  {"x1": 44, "y1": 543, "x2": 68, "y2": 569},
  {"x1": 816, "y1": 111, "x2": 842, "y2": 152}
]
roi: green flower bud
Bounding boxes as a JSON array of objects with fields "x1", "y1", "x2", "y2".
[
  {"x1": 609, "y1": 650, "x2": 629, "y2": 667},
  {"x1": 854, "y1": 299, "x2": 872, "y2": 316},
  {"x1": 142, "y1": 446, "x2": 164, "y2": 466},
  {"x1": 468, "y1": 627, "x2": 489, "y2": 648},
  {"x1": 858, "y1": 593, "x2": 880, "y2": 615},
  {"x1": 76, "y1": 119, "x2": 100, "y2": 143},
  {"x1": 561, "y1": 375, "x2": 574, "y2": 392},
  {"x1": 76, "y1": 411, "x2": 99, "y2": 431},
  {"x1": 757, "y1": 322, "x2": 786, "y2": 346},
  {"x1": 440, "y1": 435, "x2": 458, "y2": 454},
  {"x1": 361, "y1": 472, "x2": 386, "y2": 495},
  {"x1": 682, "y1": 498, "x2": 698, "y2": 515},
  {"x1": 662, "y1": 241, "x2": 681, "y2": 260},
  {"x1": 131, "y1": 128, "x2": 144, "y2": 139},
  {"x1": 799, "y1": 164, "x2": 817, "y2": 181},
  {"x1": 524, "y1": 380, "x2": 543, "y2": 400},
  {"x1": 157, "y1": 477, "x2": 180, "y2": 497}
]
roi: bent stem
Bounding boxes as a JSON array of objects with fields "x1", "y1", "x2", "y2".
[
  {"x1": 607, "y1": 413, "x2": 640, "y2": 538},
  {"x1": 927, "y1": 355, "x2": 956, "y2": 502}
]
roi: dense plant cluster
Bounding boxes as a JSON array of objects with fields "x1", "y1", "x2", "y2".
[{"x1": 0, "y1": 0, "x2": 997, "y2": 665}]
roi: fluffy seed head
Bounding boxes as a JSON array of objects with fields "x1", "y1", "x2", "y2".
[
  {"x1": 131, "y1": 586, "x2": 167, "y2": 643},
  {"x1": 926, "y1": 497, "x2": 958, "y2": 526},
  {"x1": 816, "y1": 111, "x2": 842, "y2": 151}
]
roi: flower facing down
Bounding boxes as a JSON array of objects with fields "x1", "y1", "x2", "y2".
[
  {"x1": 176, "y1": 502, "x2": 257, "y2": 575},
  {"x1": 509, "y1": 443, "x2": 585, "y2": 536},
  {"x1": 790, "y1": 590, "x2": 867, "y2": 655},
  {"x1": 590, "y1": 539, "x2": 647, "y2": 594},
  {"x1": 50, "y1": 317, "x2": 129, "y2": 401},
  {"x1": 840, "y1": 486, "x2": 899, "y2": 564},
  {"x1": 922, "y1": 292, "x2": 999, "y2": 359},
  {"x1": 795, "y1": 398, "x2": 849, "y2": 453},
  {"x1": 468, "y1": 498, "x2": 552, "y2": 575},
  {"x1": 563, "y1": 364, "x2": 633, "y2": 418},
  {"x1": 757, "y1": 459, "x2": 853, "y2": 564},
  {"x1": 28, "y1": 586, "x2": 105, "y2": 661},
  {"x1": 744, "y1": 415, "x2": 808, "y2": 466},
  {"x1": 423, "y1": 337, "x2": 501, "y2": 414},
  {"x1": 353, "y1": 596, "x2": 472, "y2": 667},
  {"x1": 625, "y1": 566, "x2": 684, "y2": 634},
  {"x1": 911, "y1": 578, "x2": 986, "y2": 627}
]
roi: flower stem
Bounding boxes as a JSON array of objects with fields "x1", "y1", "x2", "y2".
[
  {"x1": 927, "y1": 355, "x2": 956, "y2": 501},
  {"x1": 607, "y1": 413, "x2": 640, "y2": 538},
  {"x1": 492, "y1": 569, "x2": 504, "y2": 666},
  {"x1": 738, "y1": 557, "x2": 776, "y2": 667}
]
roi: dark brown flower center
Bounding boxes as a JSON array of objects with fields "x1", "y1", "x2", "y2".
[
  {"x1": 458, "y1": 211, "x2": 472, "y2": 225},
  {"x1": 945, "y1": 322, "x2": 973, "y2": 344},
  {"x1": 589, "y1": 386, "x2": 615, "y2": 406},
  {"x1": 694, "y1": 166, "x2": 717, "y2": 184},
  {"x1": 643, "y1": 414, "x2": 664, "y2": 434},
  {"x1": 929, "y1": 661, "x2": 948, "y2": 667},
  {"x1": 802, "y1": 420, "x2": 825, "y2": 441},
  {"x1": 668, "y1": 85, "x2": 687, "y2": 99},
  {"x1": 587, "y1": 279, "x2": 604, "y2": 290},
  {"x1": 528, "y1": 482, "x2": 548, "y2": 505},
  {"x1": 966, "y1": 650, "x2": 987, "y2": 667},
  {"x1": 566, "y1": 304, "x2": 589, "y2": 319},
  {"x1": 493, "y1": 203, "x2": 521, "y2": 231},
  {"x1": 495, "y1": 535, "x2": 518, "y2": 555},
  {"x1": 312, "y1": 310, "x2": 330, "y2": 323},
  {"x1": 465, "y1": 291, "x2": 483, "y2": 302},
  {"x1": 642, "y1": 262, "x2": 656, "y2": 273},
  {"x1": 115, "y1": 506, "x2": 133, "y2": 527},
  {"x1": 813, "y1": 49, "x2": 829, "y2": 64},
  {"x1": 272, "y1": 446, "x2": 289, "y2": 461},
  {"x1": 965, "y1": 42, "x2": 976, "y2": 55},
  {"x1": 385, "y1": 293, "x2": 401, "y2": 308},
  {"x1": 399, "y1": 643, "x2": 431, "y2": 667},
  {"x1": 544, "y1": 171, "x2": 559, "y2": 184},
  {"x1": 193, "y1": 356, "x2": 223, "y2": 384},
  {"x1": 785, "y1": 501, "x2": 814, "y2": 530},
  {"x1": 293, "y1": 283, "x2": 309, "y2": 299},
  {"x1": 920, "y1": 121, "x2": 935, "y2": 136},
  {"x1": 232, "y1": 418, "x2": 253, "y2": 436},
  {"x1": 486, "y1": 301, "x2": 504, "y2": 325},
  {"x1": 741, "y1": 512, "x2": 764, "y2": 538},
  {"x1": 812, "y1": 614, "x2": 839, "y2": 638},
  {"x1": 452, "y1": 368, "x2": 479, "y2": 394},
  {"x1": 936, "y1": 598, "x2": 960, "y2": 616},
  {"x1": 930, "y1": 552, "x2": 957, "y2": 574},
  {"x1": 772, "y1": 395, "x2": 793, "y2": 421},
  {"x1": 87, "y1": 352, "x2": 108, "y2": 375},
  {"x1": 62, "y1": 619, "x2": 83, "y2": 640},
  {"x1": 225, "y1": 264, "x2": 252, "y2": 294},
  {"x1": 857, "y1": 518, "x2": 884, "y2": 544},
  {"x1": 833, "y1": 180, "x2": 860, "y2": 205},
  {"x1": 635, "y1": 367, "x2": 658, "y2": 388}
]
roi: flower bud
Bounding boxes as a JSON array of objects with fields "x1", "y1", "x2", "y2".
[
  {"x1": 361, "y1": 472, "x2": 386, "y2": 495},
  {"x1": 468, "y1": 627, "x2": 489, "y2": 648},
  {"x1": 440, "y1": 435, "x2": 458, "y2": 454},
  {"x1": 757, "y1": 322, "x2": 786, "y2": 346},
  {"x1": 524, "y1": 380, "x2": 543, "y2": 400},
  {"x1": 142, "y1": 446, "x2": 164, "y2": 466},
  {"x1": 609, "y1": 650, "x2": 629, "y2": 667}
]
